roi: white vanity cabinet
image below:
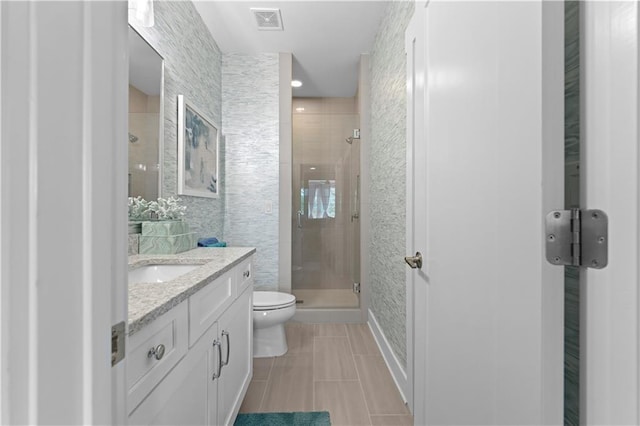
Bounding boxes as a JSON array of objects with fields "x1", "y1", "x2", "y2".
[
  {"x1": 215, "y1": 286, "x2": 252, "y2": 425},
  {"x1": 127, "y1": 255, "x2": 253, "y2": 426}
]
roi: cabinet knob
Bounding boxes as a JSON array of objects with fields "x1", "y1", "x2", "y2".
[{"x1": 147, "y1": 344, "x2": 166, "y2": 361}]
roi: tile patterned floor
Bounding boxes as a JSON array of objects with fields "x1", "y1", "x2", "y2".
[{"x1": 239, "y1": 323, "x2": 413, "y2": 426}]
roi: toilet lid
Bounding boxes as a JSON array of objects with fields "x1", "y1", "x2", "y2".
[{"x1": 253, "y1": 291, "x2": 296, "y2": 310}]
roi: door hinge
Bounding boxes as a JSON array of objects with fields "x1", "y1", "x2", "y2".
[
  {"x1": 353, "y1": 282, "x2": 361, "y2": 294},
  {"x1": 112, "y1": 321, "x2": 126, "y2": 367},
  {"x1": 545, "y1": 209, "x2": 608, "y2": 269}
]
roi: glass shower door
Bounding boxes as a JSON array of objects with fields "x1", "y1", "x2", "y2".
[{"x1": 292, "y1": 107, "x2": 360, "y2": 309}]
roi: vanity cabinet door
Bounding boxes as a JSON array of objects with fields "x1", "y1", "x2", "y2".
[
  {"x1": 217, "y1": 286, "x2": 253, "y2": 426},
  {"x1": 128, "y1": 335, "x2": 209, "y2": 425},
  {"x1": 207, "y1": 323, "x2": 221, "y2": 426},
  {"x1": 127, "y1": 301, "x2": 189, "y2": 414}
]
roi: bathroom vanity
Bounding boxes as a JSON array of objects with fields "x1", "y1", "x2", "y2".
[{"x1": 126, "y1": 247, "x2": 255, "y2": 425}]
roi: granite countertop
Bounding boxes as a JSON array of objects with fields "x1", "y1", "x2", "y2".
[{"x1": 128, "y1": 247, "x2": 256, "y2": 336}]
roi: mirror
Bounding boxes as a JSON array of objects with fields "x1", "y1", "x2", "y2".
[{"x1": 128, "y1": 27, "x2": 164, "y2": 200}]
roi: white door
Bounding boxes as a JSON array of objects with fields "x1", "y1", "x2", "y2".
[
  {"x1": 0, "y1": 2, "x2": 128, "y2": 424},
  {"x1": 406, "y1": 1, "x2": 565, "y2": 424},
  {"x1": 581, "y1": 2, "x2": 640, "y2": 424}
]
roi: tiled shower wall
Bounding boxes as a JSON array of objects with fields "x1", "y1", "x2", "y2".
[
  {"x1": 368, "y1": 0, "x2": 414, "y2": 368},
  {"x1": 131, "y1": 1, "x2": 225, "y2": 239},
  {"x1": 564, "y1": 1, "x2": 580, "y2": 424},
  {"x1": 222, "y1": 54, "x2": 280, "y2": 290}
]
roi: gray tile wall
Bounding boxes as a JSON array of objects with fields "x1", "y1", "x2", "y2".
[
  {"x1": 565, "y1": 1, "x2": 580, "y2": 424},
  {"x1": 368, "y1": 1, "x2": 414, "y2": 368},
  {"x1": 222, "y1": 53, "x2": 280, "y2": 290},
  {"x1": 131, "y1": 1, "x2": 225, "y2": 240},
  {"x1": 565, "y1": 0, "x2": 580, "y2": 166},
  {"x1": 128, "y1": 234, "x2": 139, "y2": 255}
]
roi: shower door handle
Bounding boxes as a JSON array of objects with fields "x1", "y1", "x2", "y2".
[
  {"x1": 352, "y1": 175, "x2": 360, "y2": 222},
  {"x1": 297, "y1": 211, "x2": 303, "y2": 228}
]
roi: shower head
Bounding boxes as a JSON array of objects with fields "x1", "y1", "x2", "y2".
[
  {"x1": 129, "y1": 132, "x2": 139, "y2": 143},
  {"x1": 345, "y1": 136, "x2": 353, "y2": 144}
]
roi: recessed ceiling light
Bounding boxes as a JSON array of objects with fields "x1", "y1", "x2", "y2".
[
  {"x1": 310, "y1": 167, "x2": 316, "y2": 170},
  {"x1": 291, "y1": 80, "x2": 302, "y2": 88},
  {"x1": 295, "y1": 107, "x2": 305, "y2": 112}
]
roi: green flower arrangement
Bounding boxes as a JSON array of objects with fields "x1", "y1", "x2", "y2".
[{"x1": 128, "y1": 196, "x2": 187, "y2": 221}]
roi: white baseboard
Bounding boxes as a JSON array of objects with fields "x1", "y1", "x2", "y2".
[{"x1": 367, "y1": 309, "x2": 408, "y2": 403}]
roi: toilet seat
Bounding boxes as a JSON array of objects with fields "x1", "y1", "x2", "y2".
[{"x1": 253, "y1": 291, "x2": 296, "y2": 311}]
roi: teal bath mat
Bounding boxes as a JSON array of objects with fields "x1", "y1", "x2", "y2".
[{"x1": 234, "y1": 411, "x2": 331, "y2": 426}]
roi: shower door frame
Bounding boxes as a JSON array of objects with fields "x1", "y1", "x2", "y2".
[
  {"x1": 277, "y1": 56, "x2": 370, "y2": 324},
  {"x1": 288, "y1": 106, "x2": 366, "y2": 323}
]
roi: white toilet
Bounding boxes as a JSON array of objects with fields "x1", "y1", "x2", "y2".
[{"x1": 253, "y1": 291, "x2": 296, "y2": 358}]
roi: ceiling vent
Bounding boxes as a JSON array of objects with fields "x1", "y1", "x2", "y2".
[{"x1": 250, "y1": 8, "x2": 283, "y2": 31}]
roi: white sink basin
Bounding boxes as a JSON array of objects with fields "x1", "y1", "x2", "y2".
[{"x1": 129, "y1": 264, "x2": 199, "y2": 283}]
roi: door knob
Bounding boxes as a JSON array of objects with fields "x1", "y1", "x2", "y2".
[{"x1": 404, "y1": 252, "x2": 423, "y2": 269}]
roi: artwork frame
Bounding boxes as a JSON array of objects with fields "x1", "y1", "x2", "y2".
[{"x1": 177, "y1": 95, "x2": 220, "y2": 198}]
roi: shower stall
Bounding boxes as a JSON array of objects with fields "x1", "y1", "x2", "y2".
[{"x1": 291, "y1": 98, "x2": 361, "y2": 309}]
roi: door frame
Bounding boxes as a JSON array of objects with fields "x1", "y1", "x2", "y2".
[
  {"x1": 580, "y1": 2, "x2": 640, "y2": 423},
  {"x1": 404, "y1": 0, "x2": 428, "y2": 414}
]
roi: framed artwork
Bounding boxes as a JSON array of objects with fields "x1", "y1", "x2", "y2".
[{"x1": 177, "y1": 95, "x2": 219, "y2": 198}]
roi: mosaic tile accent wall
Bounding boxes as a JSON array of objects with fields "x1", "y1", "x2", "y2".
[
  {"x1": 368, "y1": 1, "x2": 414, "y2": 368},
  {"x1": 564, "y1": 1, "x2": 580, "y2": 424},
  {"x1": 222, "y1": 53, "x2": 280, "y2": 290},
  {"x1": 128, "y1": 234, "x2": 139, "y2": 255},
  {"x1": 131, "y1": 1, "x2": 225, "y2": 240}
]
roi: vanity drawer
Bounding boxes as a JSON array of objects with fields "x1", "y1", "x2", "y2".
[
  {"x1": 188, "y1": 269, "x2": 234, "y2": 347},
  {"x1": 127, "y1": 301, "x2": 188, "y2": 414},
  {"x1": 236, "y1": 257, "x2": 253, "y2": 295}
]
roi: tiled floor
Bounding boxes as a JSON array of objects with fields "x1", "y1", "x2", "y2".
[{"x1": 239, "y1": 323, "x2": 413, "y2": 426}]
